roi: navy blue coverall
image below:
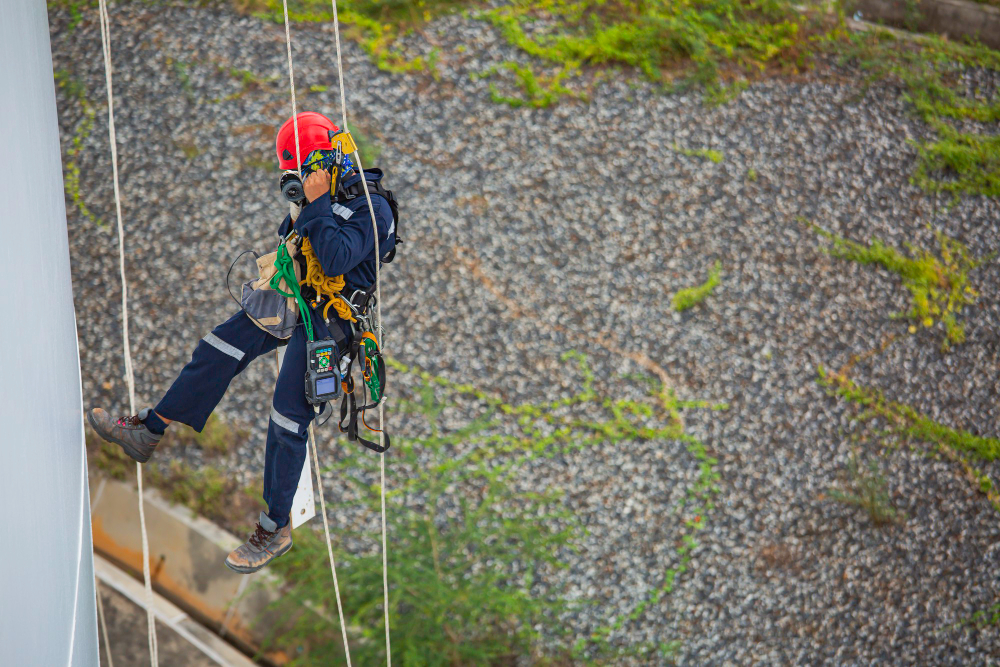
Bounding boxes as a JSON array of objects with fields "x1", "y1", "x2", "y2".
[{"x1": 154, "y1": 170, "x2": 395, "y2": 528}]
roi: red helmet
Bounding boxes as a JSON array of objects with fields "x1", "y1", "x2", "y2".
[{"x1": 275, "y1": 112, "x2": 340, "y2": 171}]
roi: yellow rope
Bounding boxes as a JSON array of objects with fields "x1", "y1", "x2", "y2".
[{"x1": 299, "y1": 237, "x2": 355, "y2": 322}]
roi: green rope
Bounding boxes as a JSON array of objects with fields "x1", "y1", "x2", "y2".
[{"x1": 269, "y1": 243, "x2": 314, "y2": 342}]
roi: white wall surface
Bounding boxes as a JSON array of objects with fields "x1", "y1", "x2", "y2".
[{"x1": 0, "y1": 1, "x2": 100, "y2": 664}]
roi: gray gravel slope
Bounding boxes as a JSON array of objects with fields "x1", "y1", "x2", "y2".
[{"x1": 50, "y1": 4, "x2": 1000, "y2": 663}]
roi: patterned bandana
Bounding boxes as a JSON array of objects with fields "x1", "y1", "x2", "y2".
[{"x1": 301, "y1": 149, "x2": 354, "y2": 177}]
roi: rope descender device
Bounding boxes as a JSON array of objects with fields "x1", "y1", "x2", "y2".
[{"x1": 339, "y1": 294, "x2": 390, "y2": 453}]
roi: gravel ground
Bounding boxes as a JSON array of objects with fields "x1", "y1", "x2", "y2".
[{"x1": 50, "y1": 4, "x2": 1000, "y2": 664}]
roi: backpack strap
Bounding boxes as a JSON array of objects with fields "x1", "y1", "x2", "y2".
[{"x1": 338, "y1": 170, "x2": 401, "y2": 263}]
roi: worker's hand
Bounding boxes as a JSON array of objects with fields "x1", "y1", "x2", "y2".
[{"x1": 303, "y1": 169, "x2": 331, "y2": 203}]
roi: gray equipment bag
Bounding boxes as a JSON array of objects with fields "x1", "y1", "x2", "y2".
[{"x1": 240, "y1": 242, "x2": 302, "y2": 340}]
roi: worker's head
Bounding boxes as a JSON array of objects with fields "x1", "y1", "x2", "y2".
[
  {"x1": 275, "y1": 112, "x2": 356, "y2": 205},
  {"x1": 275, "y1": 111, "x2": 339, "y2": 171}
]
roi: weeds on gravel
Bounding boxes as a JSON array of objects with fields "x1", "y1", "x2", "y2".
[
  {"x1": 673, "y1": 260, "x2": 722, "y2": 312},
  {"x1": 834, "y1": 30, "x2": 1000, "y2": 197},
  {"x1": 819, "y1": 368, "x2": 1000, "y2": 514},
  {"x1": 268, "y1": 481, "x2": 575, "y2": 665},
  {"x1": 212, "y1": 66, "x2": 280, "y2": 102},
  {"x1": 819, "y1": 368, "x2": 1000, "y2": 461},
  {"x1": 814, "y1": 226, "x2": 988, "y2": 350},
  {"x1": 236, "y1": 0, "x2": 817, "y2": 106},
  {"x1": 829, "y1": 451, "x2": 903, "y2": 525},
  {"x1": 264, "y1": 352, "x2": 721, "y2": 663},
  {"x1": 54, "y1": 69, "x2": 102, "y2": 226},
  {"x1": 476, "y1": 62, "x2": 583, "y2": 108},
  {"x1": 672, "y1": 143, "x2": 724, "y2": 163},
  {"x1": 480, "y1": 0, "x2": 815, "y2": 107},
  {"x1": 238, "y1": 0, "x2": 455, "y2": 72},
  {"x1": 946, "y1": 600, "x2": 1000, "y2": 633},
  {"x1": 161, "y1": 413, "x2": 247, "y2": 456},
  {"x1": 146, "y1": 460, "x2": 229, "y2": 517},
  {"x1": 577, "y1": 431, "x2": 719, "y2": 662},
  {"x1": 85, "y1": 425, "x2": 134, "y2": 480},
  {"x1": 47, "y1": 0, "x2": 92, "y2": 31}
]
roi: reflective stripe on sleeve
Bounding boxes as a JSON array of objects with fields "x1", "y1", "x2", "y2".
[{"x1": 331, "y1": 203, "x2": 353, "y2": 220}]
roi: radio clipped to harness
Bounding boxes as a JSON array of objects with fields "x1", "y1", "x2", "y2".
[{"x1": 305, "y1": 339, "x2": 342, "y2": 405}]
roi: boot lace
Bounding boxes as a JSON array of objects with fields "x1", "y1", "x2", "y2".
[
  {"x1": 115, "y1": 414, "x2": 143, "y2": 428},
  {"x1": 248, "y1": 522, "x2": 275, "y2": 549}
]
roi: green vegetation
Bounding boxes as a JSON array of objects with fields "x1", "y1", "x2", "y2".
[
  {"x1": 238, "y1": 0, "x2": 457, "y2": 72},
  {"x1": 815, "y1": 226, "x2": 989, "y2": 350},
  {"x1": 672, "y1": 143, "x2": 724, "y2": 163},
  {"x1": 819, "y1": 368, "x2": 1000, "y2": 515},
  {"x1": 48, "y1": 1, "x2": 1000, "y2": 197},
  {"x1": 162, "y1": 413, "x2": 246, "y2": 456},
  {"x1": 836, "y1": 31, "x2": 1000, "y2": 197},
  {"x1": 819, "y1": 367, "x2": 1000, "y2": 462},
  {"x1": 214, "y1": 65, "x2": 280, "y2": 102},
  {"x1": 85, "y1": 425, "x2": 135, "y2": 481},
  {"x1": 349, "y1": 125, "x2": 382, "y2": 166},
  {"x1": 480, "y1": 0, "x2": 812, "y2": 107},
  {"x1": 147, "y1": 460, "x2": 230, "y2": 519},
  {"x1": 673, "y1": 260, "x2": 722, "y2": 312},
  {"x1": 479, "y1": 62, "x2": 581, "y2": 108},
  {"x1": 271, "y1": 482, "x2": 575, "y2": 665},
  {"x1": 263, "y1": 353, "x2": 721, "y2": 663},
  {"x1": 947, "y1": 600, "x2": 1000, "y2": 633},
  {"x1": 54, "y1": 70, "x2": 102, "y2": 226},
  {"x1": 829, "y1": 452, "x2": 903, "y2": 525},
  {"x1": 47, "y1": 0, "x2": 94, "y2": 31},
  {"x1": 235, "y1": 0, "x2": 816, "y2": 105}
]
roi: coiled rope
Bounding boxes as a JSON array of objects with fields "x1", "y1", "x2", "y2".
[
  {"x1": 300, "y1": 238, "x2": 355, "y2": 322},
  {"x1": 279, "y1": 2, "x2": 354, "y2": 664},
  {"x1": 96, "y1": 0, "x2": 159, "y2": 664}
]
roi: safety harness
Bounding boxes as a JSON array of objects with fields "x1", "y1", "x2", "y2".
[{"x1": 268, "y1": 166, "x2": 398, "y2": 454}]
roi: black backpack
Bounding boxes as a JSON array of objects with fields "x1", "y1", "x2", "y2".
[{"x1": 339, "y1": 168, "x2": 401, "y2": 263}]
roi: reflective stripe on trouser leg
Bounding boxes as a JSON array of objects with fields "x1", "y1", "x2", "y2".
[
  {"x1": 154, "y1": 310, "x2": 279, "y2": 432},
  {"x1": 263, "y1": 324, "x2": 322, "y2": 528}
]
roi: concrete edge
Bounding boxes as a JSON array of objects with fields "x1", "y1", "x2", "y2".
[
  {"x1": 852, "y1": 0, "x2": 1000, "y2": 49},
  {"x1": 89, "y1": 472, "x2": 294, "y2": 664},
  {"x1": 95, "y1": 554, "x2": 259, "y2": 667}
]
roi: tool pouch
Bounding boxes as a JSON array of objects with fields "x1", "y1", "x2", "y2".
[{"x1": 241, "y1": 242, "x2": 302, "y2": 339}]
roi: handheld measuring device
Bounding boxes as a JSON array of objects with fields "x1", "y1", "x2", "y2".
[{"x1": 304, "y1": 339, "x2": 342, "y2": 404}]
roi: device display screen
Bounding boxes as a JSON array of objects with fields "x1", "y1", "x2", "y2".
[{"x1": 316, "y1": 377, "x2": 339, "y2": 396}]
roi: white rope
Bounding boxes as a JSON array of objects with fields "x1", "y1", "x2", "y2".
[
  {"x1": 96, "y1": 578, "x2": 114, "y2": 667},
  {"x1": 327, "y1": 2, "x2": 392, "y2": 662},
  {"x1": 280, "y1": 0, "x2": 302, "y2": 176},
  {"x1": 309, "y1": 422, "x2": 353, "y2": 666},
  {"x1": 278, "y1": 9, "x2": 354, "y2": 665},
  {"x1": 96, "y1": 2, "x2": 158, "y2": 664}
]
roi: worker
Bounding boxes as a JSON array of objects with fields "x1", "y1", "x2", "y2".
[{"x1": 88, "y1": 112, "x2": 396, "y2": 573}]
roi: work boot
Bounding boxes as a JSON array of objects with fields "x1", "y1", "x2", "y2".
[
  {"x1": 225, "y1": 512, "x2": 293, "y2": 574},
  {"x1": 87, "y1": 407, "x2": 163, "y2": 463}
]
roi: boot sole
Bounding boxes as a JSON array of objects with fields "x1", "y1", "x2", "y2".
[
  {"x1": 224, "y1": 541, "x2": 293, "y2": 575},
  {"x1": 87, "y1": 410, "x2": 154, "y2": 464}
]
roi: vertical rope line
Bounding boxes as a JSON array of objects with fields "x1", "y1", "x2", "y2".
[
  {"x1": 96, "y1": 579, "x2": 115, "y2": 667},
  {"x1": 280, "y1": 0, "x2": 302, "y2": 176},
  {"x1": 328, "y1": 1, "x2": 391, "y2": 662},
  {"x1": 309, "y1": 423, "x2": 354, "y2": 667},
  {"x1": 96, "y1": 2, "x2": 158, "y2": 664},
  {"x1": 278, "y1": 17, "x2": 354, "y2": 664}
]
